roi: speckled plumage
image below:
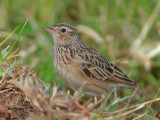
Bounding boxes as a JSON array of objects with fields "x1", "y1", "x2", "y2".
[{"x1": 43, "y1": 23, "x2": 149, "y2": 98}]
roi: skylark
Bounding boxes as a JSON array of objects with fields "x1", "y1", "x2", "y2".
[{"x1": 43, "y1": 23, "x2": 149, "y2": 103}]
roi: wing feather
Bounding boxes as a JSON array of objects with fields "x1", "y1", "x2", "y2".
[{"x1": 75, "y1": 47, "x2": 136, "y2": 86}]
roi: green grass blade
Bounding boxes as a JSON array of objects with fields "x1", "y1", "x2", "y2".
[
  {"x1": 2, "y1": 19, "x2": 28, "y2": 62},
  {"x1": 0, "y1": 47, "x2": 2, "y2": 62},
  {"x1": 0, "y1": 47, "x2": 2, "y2": 78},
  {"x1": 0, "y1": 68, "x2": 2, "y2": 79}
]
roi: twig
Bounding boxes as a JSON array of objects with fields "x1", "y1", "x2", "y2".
[
  {"x1": 0, "y1": 64, "x2": 27, "y2": 69},
  {"x1": 147, "y1": 44, "x2": 160, "y2": 58},
  {"x1": 8, "y1": 48, "x2": 19, "y2": 57},
  {"x1": 131, "y1": 0, "x2": 160, "y2": 51},
  {"x1": 0, "y1": 27, "x2": 18, "y2": 47},
  {"x1": 128, "y1": 85, "x2": 139, "y2": 105},
  {"x1": 104, "y1": 97, "x2": 160, "y2": 117},
  {"x1": 6, "y1": 54, "x2": 20, "y2": 60},
  {"x1": 133, "y1": 89, "x2": 160, "y2": 120},
  {"x1": 50, "y1": 87, "x2": 58, "y2": 101}
]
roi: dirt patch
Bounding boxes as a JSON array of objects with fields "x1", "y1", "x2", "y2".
[
  {"x1": 0, "y1": 66, "x2": 36, "y2": 120},
  {"x1": 0, "y1": 88, "x2": 34, "y2": 120}
]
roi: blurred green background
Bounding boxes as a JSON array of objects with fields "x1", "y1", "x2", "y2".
[{"x1": 0, "y1": 0, "x2": 160, "y2": 100}]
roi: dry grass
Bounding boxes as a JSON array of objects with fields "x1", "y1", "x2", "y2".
[{"x1": 0, "y1": 64, "x2": 160, "y2": 120}]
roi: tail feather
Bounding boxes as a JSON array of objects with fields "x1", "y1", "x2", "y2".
[
  {"x1": 117, "y1": 84, "x2": 151, "y2": 98},
  {"x1": 133, "y1": 86, "x2": 151, "y2": 98}
]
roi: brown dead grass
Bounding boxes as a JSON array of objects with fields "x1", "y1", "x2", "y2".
[
  {"x1": 0, "y1": 64, "x2": 93, "y2": 120},
  {"x1": 0, "y1": 64, "x2": 160, "y2": 120},
  {"x1": 0, "y1": 65, "x2": 35, "y2": 120}
]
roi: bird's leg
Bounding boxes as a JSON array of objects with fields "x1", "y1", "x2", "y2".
[
  {"x1": 84, "y1": 96, "x2": 94, "y2": 107},
  {"x1": 89, "y1": 97, "x2": 105, "y2": 111}
]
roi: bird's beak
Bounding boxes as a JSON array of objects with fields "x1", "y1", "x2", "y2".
[{"x1": 42, "y1": 27, "x2": 53, "y2": 33}]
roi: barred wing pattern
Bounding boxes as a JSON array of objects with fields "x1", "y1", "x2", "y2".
[{"x1": 75, "y1": 45, "x2": 137, "y2": 86}]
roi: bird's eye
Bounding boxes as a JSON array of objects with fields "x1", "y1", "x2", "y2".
[{"x1": 61, "y1": 28, "x2": 66, "y2": 33}]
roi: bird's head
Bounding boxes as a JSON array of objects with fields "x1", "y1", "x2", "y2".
[{"x1": 43, "y1": 23, "x2": 79, "y2": 45}]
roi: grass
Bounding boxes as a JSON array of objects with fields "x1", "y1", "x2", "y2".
[
  {"x1": 0, "y1": 20, "x2": 28, "y2": 78},
  {"x1": 0, "y1": 0, "x2": 160, "y2": 119}
]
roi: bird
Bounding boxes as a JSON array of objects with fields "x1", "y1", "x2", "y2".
[{"x1": 43, "y1": 23, "x2": 149, "y2": 107}]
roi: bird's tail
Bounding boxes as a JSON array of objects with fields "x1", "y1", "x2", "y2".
[
  {"x1": 132, "y1": 85, "x2": 151, "y2": 98},
  {"x1": 117, "y1": 83, "x2": 151, "y2": 98}
]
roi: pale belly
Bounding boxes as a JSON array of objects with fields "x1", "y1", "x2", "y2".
[
  {"x1": 55, "y1": 62, "x2": 84, "y2": 91},
  {"x1": 54, "y1": 58, "x2": 113, "y2": 97}
]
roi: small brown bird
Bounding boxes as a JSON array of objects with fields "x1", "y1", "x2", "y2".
[{"x1": 43, "y1": 23, "x2": 149, "y2": 105}]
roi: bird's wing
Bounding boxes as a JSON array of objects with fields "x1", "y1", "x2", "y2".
[
  {"x1": 75, "y1": 47, "x2": 137, "y2": 86},
  {"x1": 74, "y1": 46, "x2": 150, "y2": 97}
]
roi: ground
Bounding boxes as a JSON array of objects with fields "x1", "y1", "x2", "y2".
[{"x1": 0, "y1": 64, "x2": 160, "y2": 120}]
